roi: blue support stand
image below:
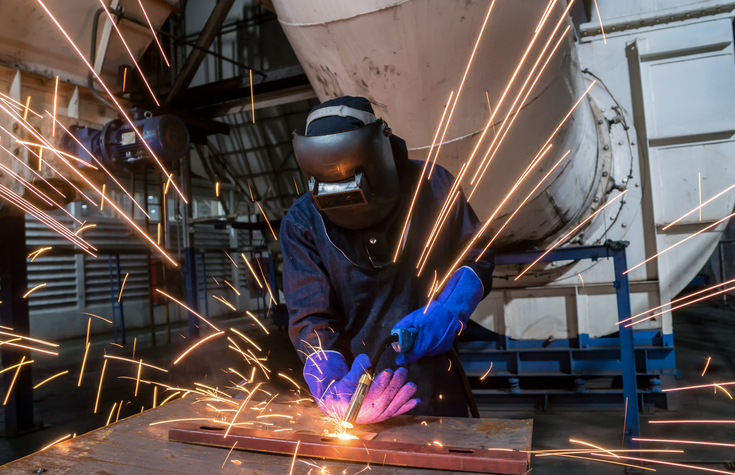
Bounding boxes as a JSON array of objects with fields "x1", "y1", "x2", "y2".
[
  {"x1": 460, "y1": 240, "x2": 671, "y2": 450},
  {"x1": 108, "y1": 254, "x2": 126, "y2": 344}
]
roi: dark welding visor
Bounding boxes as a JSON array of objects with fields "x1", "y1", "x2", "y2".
[{"x1": 293, "y1": 119, "x2": 401, "y2": 230}]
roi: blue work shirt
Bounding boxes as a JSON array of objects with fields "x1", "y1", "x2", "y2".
[{"x1": 281, "y1": 159, "x2": 494, "y2": 417}]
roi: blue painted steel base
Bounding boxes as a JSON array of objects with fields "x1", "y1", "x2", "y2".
[
  {"x1": 460, "y1": 241, "x2": 677, "y2": 450},
  {"x1": 108, "y1": 254, "x2": 126, "y2": 344}
]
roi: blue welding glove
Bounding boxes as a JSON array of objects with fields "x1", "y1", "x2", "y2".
[
  {"x1": 393, "y1": 267, "x2": 483, "y2": 365},
  {"x1": 303, "y1": 351, "x2": 420, "y2": 424}
]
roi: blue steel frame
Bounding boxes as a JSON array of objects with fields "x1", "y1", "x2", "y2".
[
  {"x1": 460, "y1": 240, "x2": 676, "y2": 449},
  {"x1": 108, "y1": 254, "x2": 126, "y2": 344}
]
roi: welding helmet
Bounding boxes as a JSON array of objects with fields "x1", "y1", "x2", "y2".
[{"x1": 293, "y1": 97, "x2": 401, "y2": 230}]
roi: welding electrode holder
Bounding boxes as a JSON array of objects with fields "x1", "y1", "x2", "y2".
[{"x1": 342, "y1": 331, "x2": 479, "y2": 425}]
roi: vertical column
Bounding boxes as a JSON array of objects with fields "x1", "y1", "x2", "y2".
[
  {"x1": 612, "y1": 243, "x2": 641, "y2": 451},
  {"x1": 0, "y1": 208, "x2": 34, "y2": 435}
]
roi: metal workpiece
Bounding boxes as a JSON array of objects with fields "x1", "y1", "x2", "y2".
[{"x1": 1, "y1": 398, "x2": 532, "y2": 474}]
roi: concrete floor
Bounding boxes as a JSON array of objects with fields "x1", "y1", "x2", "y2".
[{"x1": 1, "y1": 301, "x2": 734, "y2": 474}]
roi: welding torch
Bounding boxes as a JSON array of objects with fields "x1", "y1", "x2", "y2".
[{"x1": 342, "y1": 327, "x2": 479, "y2": 426}]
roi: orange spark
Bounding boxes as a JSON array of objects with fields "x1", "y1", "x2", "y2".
[
  {"x1": 115, "y1": 400, "x2": 122, "y2": 422},
  {"x1": 224, "y1": 280, "x2": 240, "y2": 296},
  {"x1": 122, "y1": 67, "x2": 128, "y2": 92},
  {"x1": 0, "y1": 331, "x2": 58, "y2": 348},
  {"x1": 23, "y1": 283, "x2": 46, "y2": 298},
  {"x1": 15, "y1": 141, "x2": 98, "y2": 169},
  {"x1": 702, "y1": 357, "x2": 712, "y2": 377},
  {"x1": 293, "y1": 175, "x2": 299, "y2": 194},
  {"x1": 103, "y1": 355, "x2": 168, "y2": 372},
  {"x1": 424, "y1": 0, "x2": 573, "y2": 257},
  {"x1": 215, "y1": 182, "x2": 220, "y2": 197},
  {"x1": 136, "y1": 0, "x2": 169, "y2": 66},
  {"x1": 135, "y1": 359, "x2": 142, "y2": 396},
  {"x1": 427, "y1": 90, "x2": 456, "y2": 178},
  {"x1": 246, "y1": 311, "x2": 269, "y2": 335},
  {"x1": 4, "y1": 356, "x2": 26, "y2": 405},
  {"x1": 481, "y1": 149, "x2": 571, "y2": 252},
  {"x1": 250, "y1": 69, "x2": 255, "y2": 123},
  {"x1": 625, "y1": 209, "x2": 735, "y2": 276},
  {"x1": 480, "y1": 363, "x2": 493, "y2": 380},
  {"x1": 155, "y1": 289, "x2": 220, "y2": 331},
  {"x1": 225, "y1": 382, "x2": 262, "y2": 438},
  {"x1": 96, "y1": 0, "x2": 159, "y2": 105},
  {"x1": 649, "y1": 420, "x2": 735, "y2": 424},
  {"x1": 40, "y1": 433, "x2": 71, "y2": 452},
  {"x1": 222, "y1": 441, "x2": 238, "y2": 468},
  {"x1": 27, "y1": 247, "x2": 51, "y2": 261},
  {"x1": 278, "y1": 373, "x2": 302, "y2": 391},
  {"x1": 223, "y1": 251, "x2": 239, "y2": 267},
  {"x1": 94, "y1": 360, "x2": 107, "y2": 413},
  {"x1": 160, "y1": 391, "x2": 181, "y2": 406},
  {"x1": 663, "y1": 381, "x2": 735, "y2": 393},
  {"x1": 52, "y1": 76, "x2": 59, "y2": 137},
  {"x1": 515, "y1": 191, "x2": 627, "y2": 280},
  {"x1": 22, "y1": 95, "x2": 31, "y2": 120},
  {"x1": 289, "y1": 440, "x2": 301, "y2": 475},
  {"x1": 664, "y1": 182, "x2": 735, "y2": 230},
  {"x1": 592, "y1": 0, "x2": 606, "y2": 43},
  {"x1": 118, "y1": 273, "x2": 129, "y2": 302},
  {"x1": 173, "y1": 331, "x2": 225, "y2": 365},
  {"x1": 105, "y1": 402, "x2": 117, "y2": 426},
  {"x1": 213, "y1": 295, "x2": 237, "y2": 311},
  {"x1": 74, "y1": 223, "x2": 96, "y2": 235},
  {"x1": 624, "y1": 283, "x2": 735, "y2": 328},
  {"x1": 100, "y1": 183, "x2": 106, "y2": 211},
  {"x1": 241, "y1": 254, "x2": 263, "y2": 288},
  {"x1": 256, "y1": 201, "x2": 277, "y2": 240},
  {"x1": 230, "y1": 328, "x2": 261, "y2": 352},
  {"x1": 77, "y1": 342, "x2": 90, "y2": 387},
  {"x1": 0, "y1": 358, "x2": 33, "y2": 377},
  {"x1": 33, "y1": 370, "x2": 68, "y2": 389},
  {"x1": 469, "y1": 24, "x2": 572, "y2": 195},
  {"x1": 569, "y1": 439, "x2": 618, "y2": 458},
  {"x1": 0, "y1": 341, "x2": 57, "y2": 356},
  {"x1": 35, "y1": 0, "x2": 186, "y2": 201},
  {"x1": 715, "y1": 384, "x2": 733, "y2": 399}
]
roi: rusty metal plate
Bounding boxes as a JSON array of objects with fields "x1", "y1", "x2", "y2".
[{"x1": 169, "y1": 423, "x2": 530, "y2": 474}]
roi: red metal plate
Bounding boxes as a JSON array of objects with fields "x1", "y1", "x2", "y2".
[{"x1": 169, "y1": 423, "x2": 529, "y2": 474}]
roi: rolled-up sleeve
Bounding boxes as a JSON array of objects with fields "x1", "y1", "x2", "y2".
[{"x1": 280, "y1": 213, "x2": 345, "y2": 362}]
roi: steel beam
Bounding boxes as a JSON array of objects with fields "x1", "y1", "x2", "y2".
[
  {"x1": 169, "y1": 424, "x2": 529, "y2": 474},
  {"x1": 165, "y1": 0, "x2": 237, "y2": 105}
]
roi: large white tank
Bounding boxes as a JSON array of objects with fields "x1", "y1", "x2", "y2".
[{"x1": 271, "y1": 0, "x2": 735, "y2": 341}]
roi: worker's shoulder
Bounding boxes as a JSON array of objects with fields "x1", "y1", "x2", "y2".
[{"x1": 282, "y1": 193, "x2": 320, "y2": 230}]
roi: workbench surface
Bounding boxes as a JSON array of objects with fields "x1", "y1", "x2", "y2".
[{"x1": 2, "y1": 395, "x2": 532, "y2": 474}]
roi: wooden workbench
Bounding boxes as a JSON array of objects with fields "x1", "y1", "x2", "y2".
[{"x1": 1, "y1": 396, "x2": 532, "y2": 474}]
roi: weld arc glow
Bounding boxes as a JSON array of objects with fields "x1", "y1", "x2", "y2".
[{"x1": 35, "y1": 0, "x2": 187, "y2": 203}]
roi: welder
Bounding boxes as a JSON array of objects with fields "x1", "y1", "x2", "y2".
[{"x1": 281, "y1": 96, "x2": 494, "y2": 424}]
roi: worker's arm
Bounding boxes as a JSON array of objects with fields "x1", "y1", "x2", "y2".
[
  {"x1": 392, "y1": 176, "x2": 494, "y2": 365},
  {"x1": 280, "y1": 214, "x2": 346, "y2": 361}
]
